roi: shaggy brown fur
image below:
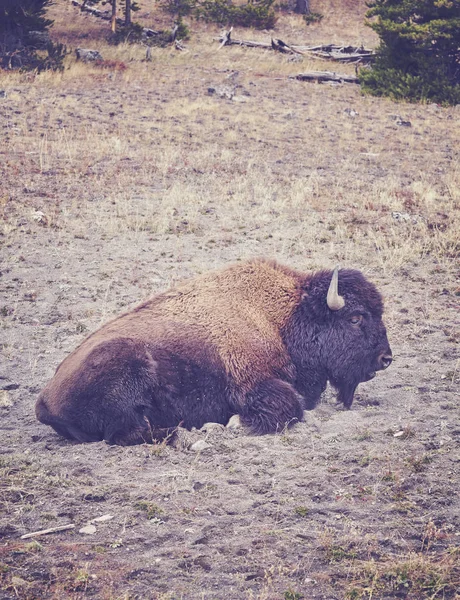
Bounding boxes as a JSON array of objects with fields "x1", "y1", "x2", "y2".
[{"x1": 36, "y1": 259, "x2": 392, "y2": 445}]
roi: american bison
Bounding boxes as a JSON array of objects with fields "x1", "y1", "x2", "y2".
[{"x1": 36, "y1": 259, "x2": 392, "y2": 445}]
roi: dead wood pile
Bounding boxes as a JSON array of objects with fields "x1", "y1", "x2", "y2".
[{"x1": 218, "y1": 28, "x2": 374, "y2": 63}]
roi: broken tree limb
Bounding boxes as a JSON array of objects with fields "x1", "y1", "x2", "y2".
[
  {"x1": 218, "y1": 27, "x2": 233, "y2": 50},
  {"x1": 217, "y1": 31, "x2": 375, "y2": 63},
  {"x1": 175, "y1": 39, "x2": 188, "y2": 52},
  {"x1": 291, "y1": 71, "x2": 360, "y2": 84},
  {"x1": 218, "y1": 29, "x2": 271, "y2": 49},
  {"x1": 271, "y1": 38, "x2": 304, "y2": 55},
  {"x1": 170, "y1": 24, "x2": 179, "y2": 43},
  {"x1": 301, "y1": 49, "x2": 374, "y2": 63},
  {"x1": 20, "y1": 524, "x2": 75, "y2": 540}
]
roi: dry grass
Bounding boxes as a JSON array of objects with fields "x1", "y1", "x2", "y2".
[
  {"x1": 345, "y1": 550, "x2": 460, "y2": 599},
  {"x1": 2, "y1": 43, "x2": 458, "y2": 271}
]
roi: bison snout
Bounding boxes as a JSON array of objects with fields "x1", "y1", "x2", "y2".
[{"x1": 378, "y1": 353, "x2": 393, "y2": 370}]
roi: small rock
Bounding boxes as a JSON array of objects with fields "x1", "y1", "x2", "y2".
[
  {"x1": 200, "y1": 422, "x2": 224, "y2": 433},
  {"x1": 225, "y1": 71, "x2": 239, "y2": 80},
  {"x1": 75, "y1": 48, "x2": 103, "y2": 62},
  {"x1": 11, "y1": 577, "x2": 28, "y2": 588},
  {"x1": 226, "y1": 414, "x2": 243, "y2": 429},
  {"x1": 207, "y1": 85, "x2": 235, "y2": 99},
  {"x1": 391, "y1": 211, "x2": 422, "y2": 224},
  {"x1": 190, "y1": 440, "x2": 212, "y2": 452},
  {"x1": 91, "y1": 514, "x2": 114, "y2": 523},
  {"x1": 24, "y1": 290, "x2": 37, "y2": 302},
  {"x1": 393, "y1": 431, "x2": 405, "y2": 438},
  {"x1": 344, "y1": 108, "x2": 358, "y2": 117},
  {"x1": 0, "y1": 391, "x2": 13, "y2": 408},
  {"x1": 32, "y1": 210, "x2": 48, "y2": 225},
  {"x1": 287, "y1": 54, "x2": 303, "y2": 63},
  {"x1": 391, "y1": 114, "x2": 411, "y2": 126},
  {"x1": 79, "y1": 524, "x2": 97, "y2": 535},
  {"x1": 83, "y1": 492, "x2": 106, "y2": 502},
  {"x1": 2, "y1": 383, "x2": 20, "y2": 391},
  {"x1": 0, "y1": 90, "x2": 6, "y2": 99}
]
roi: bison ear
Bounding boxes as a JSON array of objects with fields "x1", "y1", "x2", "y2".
[{"x1": 327, "y1": 266, "x2": 345, "y2": 311}]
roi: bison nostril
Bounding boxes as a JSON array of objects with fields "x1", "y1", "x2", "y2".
[{"x1": 380, "y1": 354, "x2": 393, "y2": 369}]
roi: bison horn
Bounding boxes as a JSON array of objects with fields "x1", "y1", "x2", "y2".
[{"x1": 327, "y1": 266, "x2": 345, "y2": 311}]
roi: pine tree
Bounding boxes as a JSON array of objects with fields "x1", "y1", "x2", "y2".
[
  {"x1": 84, "y1": 0, "x2": 140, "y2": 30},
  {"x1": 361, "y1": 0, "x2": 460, "y2": 104},
  {"x1": 0, "y1": 0, "x2": 66, "y2": 71}
]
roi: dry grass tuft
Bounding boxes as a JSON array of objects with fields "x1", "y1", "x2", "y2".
[{"x1": 345, "y1": 550, "x2": 460, "y2": 600}]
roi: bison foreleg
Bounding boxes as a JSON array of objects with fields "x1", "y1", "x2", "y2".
[{"x1": 241, "y1": 379, "x2": 304, "y2": 435}]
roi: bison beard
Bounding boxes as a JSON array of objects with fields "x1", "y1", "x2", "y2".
[{"x1": 36, "y1": 260, "x2": 392, "y2": 445}]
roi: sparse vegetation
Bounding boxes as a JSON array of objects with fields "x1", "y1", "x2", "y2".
[
  {"x1": 345, "y1": 550, "x2": 460, "y2": 599},
  {"x1": 195, "y1": 0, "x2": 277, "y2": 29},
  {"x1": 135, "y1": 501, "x2": 165, "y2": 519},
  {"x1": 303, "y1": 10, "x2": 323, "y2": 25},
  {"x1": 294, "y1": 505, "x2": 309, "y2": 517}
]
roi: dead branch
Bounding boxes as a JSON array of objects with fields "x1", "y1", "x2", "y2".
[
  {"x1": 21, "y1": 524, "x2": 75, "y2": 539},
  {"x1": 218, "y1": 29, "x2": 271, "y2": 49},
  {"x1": 218, "y1": 27, "x2": 233, "y2": 50},
  {"x1": 291, "y1": 71, "x2": 360, "y2": 84},
  {"x1": 271, "y1": 38, "x2": 304, "y2": 55},
  {"x1": 175, "y1": 40, "x2": 188, "y2": 52},
  {"x1": 170, "y1": 24, "x2": 179, "y2": 42}
]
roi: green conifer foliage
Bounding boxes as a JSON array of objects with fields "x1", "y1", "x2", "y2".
[
  {"x1": 361, "y1": 0, "x2": 460, "y2": 104},
  {"x1": 0, "y1": 0, "x2": 66, "y2": 71}
]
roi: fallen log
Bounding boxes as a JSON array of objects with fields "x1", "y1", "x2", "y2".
[
  {"x1": 291, "y1": 71, "x2": 360, "y2": 84},
  {"x1": 217, "y1": 30, "x2": 374, "y2": 63},
  {"x1": 304, "y1": 50, "x2": 374, "y2": 63},
  {"x1": 218, "y1": 29, "x2": 271, "y2": 49}
]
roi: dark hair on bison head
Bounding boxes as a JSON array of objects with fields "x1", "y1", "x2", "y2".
[
  {"x1": 36, "y1": 260, "x2": 392, "y2": 445},
  {"x1": 283, "y1": 268, "x2": 392, "y2": 411}
]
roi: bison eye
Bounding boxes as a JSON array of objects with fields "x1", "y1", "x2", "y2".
[{"x1": 350, "y1": 314, "x2": 363, "y2": 326}]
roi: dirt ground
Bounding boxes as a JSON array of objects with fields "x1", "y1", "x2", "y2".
[{"x1": 1, "y1": 1, "x2": 459, "y2": 598}]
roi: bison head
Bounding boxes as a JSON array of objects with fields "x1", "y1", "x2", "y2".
[{"x1": 287, "y1": 267, "x2": 392, "y2": 409}]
